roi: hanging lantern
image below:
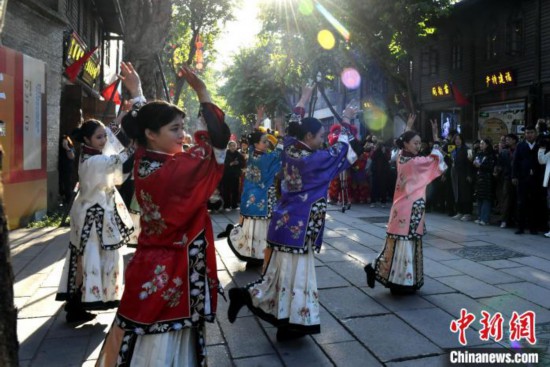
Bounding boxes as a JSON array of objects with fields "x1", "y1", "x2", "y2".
[{"x1": 195, "y1": 34, "x2": 204, "y2": 70}]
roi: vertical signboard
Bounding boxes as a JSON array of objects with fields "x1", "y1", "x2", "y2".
[{"x1": 0, "y1": 46, "x2": 47, "y2": 228}]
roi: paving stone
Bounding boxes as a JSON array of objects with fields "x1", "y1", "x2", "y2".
[
  {"x1": 323, "y1": 341, "x2": 382, "y2": 367},
  {"x1": 423, "y1": 238, "x2": 464, "y2": 250},
  {"x1": 18, "y1": 317, "x2": 53, "y2": 361},
  {"x1": 321, "y1": 238, "x2": 378, "y2": 264},
  {"x1": 31, "y1": 335, "x2": 89, "y2": 366},
  {"x1": 478, "y1": 295, "x2": 550, "y2": 324},
  {"x1": 18, "y1": 287, "x2": 62, "y2": 318},
  {"x1": 500, "y1": 267, "x2": 550, "y2": 290},
  {"x1": 397, "y1": 308, "x2": 486, "y2": 348},
  {"x1": 386, "y1": 354, "x2": 449, "y2": 367},
  {"x1": 234, "y1": 354, "x2": 283, "y2": 367},
  {"x1": 509, "y1": 256, "x2": 550, "y2": 273},
  {"x1": 497, "y1": 282, "x2": 550, "y2": 309},
  {"x1": 312, "y1": 305, "x2": 355, "y2": 345},
  {"x1": 449, "y1": 244, "x2": 527, "y2": 262},
  {"x1": 417, "y1": 276, "x2": 457, "y2": 295},
  {"x1": 264, "y1": 328, "x2": 333, "y2": 367},
  {"x1": 218, "y1": 315, "x2": 275, "y2": 359},
  {"x1": 14, "y1": 272, "x2": 49, "y2": 297},
  {"x1": 423, "y1": 247, "x2": 461, "y2": 261},
  {"x1": 206, "y1": 344, "x2": 233, "y2": 367},
  {"x1": 343, "y1": 314, "x2": 441, "y2": 362},
  {"x1": 206, "y1": 319, "x2": 226, "y2": 346},
  {"x1": 423, "y1": 258, "x2": 463, "y2": 278},
  {"x1": 440, "y1": 259, "x2": 521, "y2": 285},
  {"x1": 435, "y1": 275, "x2": 508, "y2": 299},
  {"x1": 316, "y1": 266, "x2": 351, "y2": 289},
  {"x1": 317, "y1": 248, "x2": 353, "y2": 263},
  {"x1": 423, "y1": 293, "x2": 499, "y2": 331},
  {"x1": 327, "y1": 259, "x2": 368, "y2": 287},
  {"x1": 364, "y1": 285, "x2": 435, "y2": 312},
  {"x1": 321, "y1": 287, "x2": 388, "y2": 319},
  {"x1": 480, "y1": 259, "x2": 526, "y2": 269}
]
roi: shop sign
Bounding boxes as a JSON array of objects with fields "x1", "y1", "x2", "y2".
[
  {"x1": 431, "y1": 83, "x2": 452, "y2": 99},
  {"x1": 484, "y1": 70, "x2": 514, "y2": 88},
  {"x1": 64, "y1": 32, "x2": 100, "y2": 87}
]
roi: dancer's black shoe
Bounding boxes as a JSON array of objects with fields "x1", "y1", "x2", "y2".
[
  {"x1": 227, "y1": 287, "x2": 248, "y2": 323},
  {"x1": 276, "y1": 327, "x2": 307, "y2": 342},
  {"x1": 390, "y1": 286, "x2": 416, "y2": 295},
  {"x1": 217, "y1": 223, "x2": 234, "y2": 238},
  {"x1": 364, "y1": 263, "x2": 375, "y2": 288}
]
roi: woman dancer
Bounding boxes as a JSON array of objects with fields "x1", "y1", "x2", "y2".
[
  {"x1": 56, "y1": 65, "x2": 137, "y2": 323},
  {"x1": 227, "y1": 126, "x2": 283, "y2": 265},
  {"x1": 227, "y1": 87, "x2": 357, "y2": 341},
  {"x1": 364, "y1": 118, "x2": 446, "y2": 294},
  {"x1": 96, "y1": 64, "x2": 230, "y2": 366}
]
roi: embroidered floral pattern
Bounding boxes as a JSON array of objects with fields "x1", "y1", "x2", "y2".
[
  {"x1": 137, "y1": 157, "x2": 163, "y2": 178},
  {"x1": 77, "y1": 203, "x2": 132, "y2": 253},
  {"x1": 282, "y1": 164, "x2": 303, "y2": 192},
  {"x1": 387, "y1": 199, "x2": 426, "y2": 240},
  {"x1": 140, "y1": 191, "x2": 167, "y2": 235},
  {"x1": 304, "y1": 199, "x2": 327, "y2": 245},
  {"x1": 245, "y1": 165, "x2": 262, "y2": 184},
  {"x1": 161, "y1": 277, "x2": 183, "y2": 307},
  {"x1": 286, "y1": 144, "x2": 313, "y2": 159},
  {"x1": 139, "y1": 265, "x2": 169, "y2": 300}
]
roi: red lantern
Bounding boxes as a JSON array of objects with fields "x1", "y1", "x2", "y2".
[{"x1": 195, "y1": 35, "x2": 204, "y2": 70}]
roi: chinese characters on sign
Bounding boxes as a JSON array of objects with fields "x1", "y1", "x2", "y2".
[
  {"x1": 65, "y1": 32, "x2": 100, "y2": 86},
  {"x1": 431, "y1": 83, "x2": 452, "y2": 98},
  {"x1": 485, "y1": 70, "x2": 514, "y2": 88},
  {"x1": 450, "y1": 309, "x2": 536, "y2": 346}
]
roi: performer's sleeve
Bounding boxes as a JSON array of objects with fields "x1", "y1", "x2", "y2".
[
  {"x1": 538, "y1": 148, "x2": 550, "y2": 165},
  {"x1": 312, "y1": 136, "x2": 357, "y2": 184},
  {"x1": 410, "y1": 148, "x2": 446, "y2": 184},
  {"x1": 199, "y1": 103, "x2": 230, "y2": 149}
]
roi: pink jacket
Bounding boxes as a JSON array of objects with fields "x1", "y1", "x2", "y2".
[{"x1": 387, "y1": 149, "x2": 446, "y2": 237}]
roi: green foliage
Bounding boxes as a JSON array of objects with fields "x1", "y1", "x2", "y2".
[{"x1": 27, "y1": 212, "x2": 67, "y2": 228}]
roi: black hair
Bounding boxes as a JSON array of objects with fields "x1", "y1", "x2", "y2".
[
  {"x1": 452, "y1": 133, "x2": 465, "y2": 145},
  {"x1": 480, "y1": 138, "x2": 494, "y2": 154},
  {"x1": 505, "y1": 133, "x2": 519, "y2": 142},
  {"x1": 247, "y1": 131, "x2": 264, "y2": 145},
  {"x1": 524, "y1": 124, "x2": 536, "y2": 132},
  {"x1": 287, "y1": 117, "x2": 322, "y2": 140},
  {"x1": 395, "y1": 130, "x2": 419, "y2": 149},
  {"x1": 122, "y1": 101, "x2": 185, "y2": 146},
  {"x1": 72, "y1": 119, "x2": 104, "y2": 144}
]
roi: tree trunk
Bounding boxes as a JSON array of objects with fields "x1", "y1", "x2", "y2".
[
  {"x1": 121, "y1": 0, "x2": 172, "y2": 100},
  {"x1": 0, "y1": 145, "x2": 18, "y2": 367}
]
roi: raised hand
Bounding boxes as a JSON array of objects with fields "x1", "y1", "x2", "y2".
[
  {"x1": 429, "y1": 118, "x2": 440, "y2": 142},
  {"x1": 119, "y1": 62, "x2": 142, "y2": 98},
  {"x1": 179, "y1": 64, "x2": 211, "y2": 102},
  {"x1": 405, "y1": 113, "x2": 417, "y2": 131}
]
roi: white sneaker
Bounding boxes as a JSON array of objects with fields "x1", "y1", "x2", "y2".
[
  {"x1": 452, "y1": 213, "x2": 463, "y2": 220},
  {"x1": 474, "y1": 219, "x2": 481, "y2": 224},
  {"x1": 544, "y1": 231, "x2": 550, "y2": 238},
  {"x1": 500, "y1": 222, "x2": 507, "y2": 228},
  {"x1": 479, "y1": 221, "x2": 487, "y2": 226},
  {"x1": 460, "y1": 214, "x2": 472, "y2": 221},
  {"x1": 225, "y1": 208, "x2": 232, "y2": 212},
  {"x1": 370, "y1": 203, "x2": 376, "y2": 208}
]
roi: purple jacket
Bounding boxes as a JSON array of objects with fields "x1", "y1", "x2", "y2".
[{"x1": 267, "y1": 135, "x2": 356, "y2": 253}]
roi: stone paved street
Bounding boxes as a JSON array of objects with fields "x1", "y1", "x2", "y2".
[{"x1": 11, "y1": 204, "x2": 550, "y2": 366}]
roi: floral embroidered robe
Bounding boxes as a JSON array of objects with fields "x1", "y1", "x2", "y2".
[
  {"x1": 56, "y1": 144, "x2": 134, "y2": 306},
  {"x1": 115, "y1": 106, "x2": 226, "y2": 338},
  {"x1": 240, "y1": 148, "x2": 282, "y2": 218},
  {"x1": 373, "y1": 149, "x2": 446, "y2": 290},
  {"x1": 387, "y1": 150, "x2": 447, "y2": 237},
  {"x1": 267, "y1": 135, "x2": 357, "y2": 253}
]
